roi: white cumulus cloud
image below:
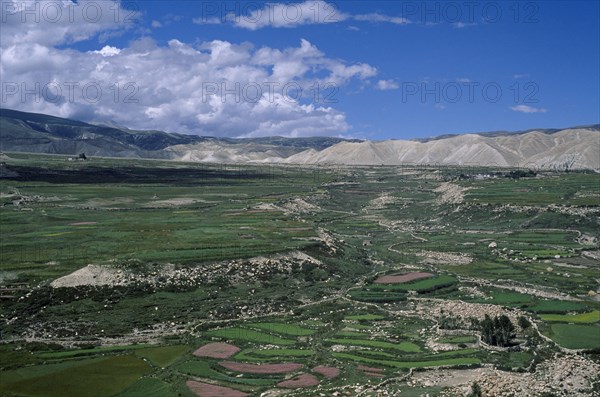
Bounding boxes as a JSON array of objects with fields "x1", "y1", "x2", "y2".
[
  {"x1": 0, "y1": 0, "x2": 136, "y2": 47},
  {"x1": 92, "y1": 45, "x2": 121, "y2": 57},
  {"x1": 510, "y1": 105, "x2": 548, "y2": 114},
  {"x1": 376, "y1": 79, "x2": 399, "y2": 90},
  {"x1": 1, "y1": 4, "x2": 378, "y2": 138},
  {"x1": 232, "y1": 0, "x2": 346, "y2": 30},
  {"x1": 193, "y1": 1, "x2": 410, "y2": 30},
  {"x1": 353, "y1": 13, "x2": 409, "y2": 25}
]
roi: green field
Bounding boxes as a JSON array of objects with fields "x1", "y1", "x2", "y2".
[
  {"x1": 540, "y1": 310, "x2": 600, "y2": 324},
  {"x1": 177, "y1": 360, "x2": 277, "y2": 387},
  {"x1": 545, "y1": 324, "x2": 600, "y2": 349},
  {"x1": 336, "y1": 330, "x2": 370, "y2": 337},
  {"x1": 0, "y1": 355, "x2": 151, "y2": 397},
  {"x1": 487, "y1": 291, "x2": 534, "y2": 305},
  {"x1": 118, "y1": 378, "x2": 178, "y2": 397},
  {"x1": 36, "y1": 344, "x2": 156, "y2": 359},
  {"x1": 370, "y1": 275, "x2": 456, "y2": 293},
  {"x1": 234, "y1": 348, "x2": 315, "y2": 362},
  {"x1": 1, "y1": 153, "x2": 599, "y2": 396},
  {"x1": 333, "y1": 352, "x2": 481, "y2": 369},
  {"x1": 439, "y1": 335, "x2": 477, "y2": 344},
  {"x1": 463, "y1": 174, "x2": 600, "y2": 206},
  {"x1": 326, "y1": 338, "x2": 421, "y2": 352},
  {"x1": 134, "y1": 345, "x2": 189, "y2": 367},
  {"x1": 247, "y1": 322, "x2": 316, "y2": 336},
  {"x1": 345, "y1": 314, "x2": 386, "y2": 321},
  {"x1": 206, "y1": 327, "x2": 296, "y2": 345},
  {"x1": 527, "y1": 300, "x2": 590, "y2": 314}
]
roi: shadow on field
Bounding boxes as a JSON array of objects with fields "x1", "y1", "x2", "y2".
[{"x1": 2, "y1": 165, "x2": 271, "y2": 184}]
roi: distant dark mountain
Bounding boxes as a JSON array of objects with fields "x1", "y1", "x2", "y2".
[
  {"x1": 0, "y1": 109, "x2": 358, "y2": 160},
  {"x1": 0, "y1": 108, "x2": 199, "y2": 153}
]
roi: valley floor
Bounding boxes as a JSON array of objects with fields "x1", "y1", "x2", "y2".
[{"x1": 0, "y1": 153, "x2": 599, "y2": 397}]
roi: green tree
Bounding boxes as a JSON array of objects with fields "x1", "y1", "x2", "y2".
[
  {"x1": 480, "y1": 314, "x2": 515, "y2": 347},
  {"x1": 480, "y1": 315, "x2": 495, "y2": 345},
  {"x1": 495, "y1": 315, "x2": 515, "y2": 347},
  {"x1": 518, "y1": 315, "x2": 531, "y2": 330}
]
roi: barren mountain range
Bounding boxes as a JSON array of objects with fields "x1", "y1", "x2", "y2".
[{"x1": 1, "y1": 109, "x2": 598, "y2": 169}]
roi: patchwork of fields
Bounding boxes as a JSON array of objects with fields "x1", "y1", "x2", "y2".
[{"x1": 0, "y1": 153, "x2": 599, "y2": 396}]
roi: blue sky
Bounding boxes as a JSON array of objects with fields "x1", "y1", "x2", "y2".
[{"x1": 1, "y1": 1, "x2": 598, "y2": 139}]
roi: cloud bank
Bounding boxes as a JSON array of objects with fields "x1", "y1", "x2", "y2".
[{"x1": 0, "y1": 0, "x2": 378, "y2": 137}]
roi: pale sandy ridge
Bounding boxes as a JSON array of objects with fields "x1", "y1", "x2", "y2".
[{"x1": 281, "y1": 128, "x2": 600, "y2": 169}]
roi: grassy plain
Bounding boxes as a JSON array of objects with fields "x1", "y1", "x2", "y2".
[{"x1": 1, "y1": 154, "x2": 598, "y2": 396}]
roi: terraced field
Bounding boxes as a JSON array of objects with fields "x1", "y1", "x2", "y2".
[{"x1": 1, "y1": 154, "x2": 599, "y2": 396}]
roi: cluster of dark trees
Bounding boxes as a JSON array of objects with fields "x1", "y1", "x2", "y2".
[
  {"x1": 506, "y1": 169, "x2": 536, "y2": 178},
  {"x1": 480, "y1": 314, "x2": 516, "y2": 347}
]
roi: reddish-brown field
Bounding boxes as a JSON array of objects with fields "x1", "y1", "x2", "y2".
[
  {"x1": 312, "y1": 366, "x2": 340, "y2": 378},
  {"x1": 186, "y1": 380, "x2": 249, "y2": 397},
  {"x1": 357, "y1": 365, "x2": 384, "y2": 373},
  {"x1": 219, "y1": 361, "x2": 302, "y2": 374},
  {"x1": 357, "y1": 365, "x2": 385, "y2": 378},
  {"x1": 364, "y1": 371, "x2": 385, "y2": 378},
  {"x1": 277, "y1": 373, "x2": 320, "y2": 388},
  {"x1": 374, "y1": 272, "x2": 433, "y2": 284},
  {"x1": 193, "y1": 343, "x2": 240, "y2": 359}
]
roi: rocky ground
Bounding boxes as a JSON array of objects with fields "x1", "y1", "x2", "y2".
[
  {"x1": 50, "y1": 251, "x2": 324, "y2": 289},
  {"x1": 430, "y1": 354, "x2": 600, "y2": 397},
  {"x1": 417, "y1": 250, "x2": 473, "y2": 265},
  {"x1": 434, "y1": 182, "x2": 469, "y2": 205}
]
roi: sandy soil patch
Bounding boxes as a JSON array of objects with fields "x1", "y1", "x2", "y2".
[
  {"x1": 417, "y1": 250, "x2": 473, "y2": 265},
  {"x1": 193, "y1": 343, "x2": 240, "y2": 359},
  {"x1": 50, "y1": 264, "x2": 126, "y2": 288},
  {"x1": 244, "y1": 251, "x2": 322, "y2": 268},
  {"x1": 253, "y1": 203, "x2": 281, "y2": 211},
  {"x1": 50, "y1": 250, "x2": 322, "y2": 289},
  {"x1": 186, "y1": 380, "x2": 249, "y2": 397},
  {"x1": 277, "y1": 373, "x2": 319, "y2": 388},
  {"x1": 363, "y1": 193, "x2": 399, "y2": 211},
  {"x1": 412, "y1": 368, "x2": 483, "y2": 388},
  {"x1": 219, "y1": 361, "x2": 302, "y2": 374},
  {"x1": 434, "y1": 182, "x2": 468, "y2": 204},
  {"x1": 374, "y1": 272, "x2": 433, "y2": 284},
  {"x1": 312, "y1": 366, "x2": 340, "y2": 378},
  {"x1": 151, "y1": 198, "x2": 211, "y2": 207},
  {"x1": 82, "y1": 197, "x2": 133, "y2": 208},
  {"x1": 582, "y1": 250, "x2": 600, "y2": 260},
  {"x1": 280, "y1": 198, "x2": 320, "y2": 214},
  {"x1": 317, "y1": 228, "x2": 341, "y2": 255}
]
